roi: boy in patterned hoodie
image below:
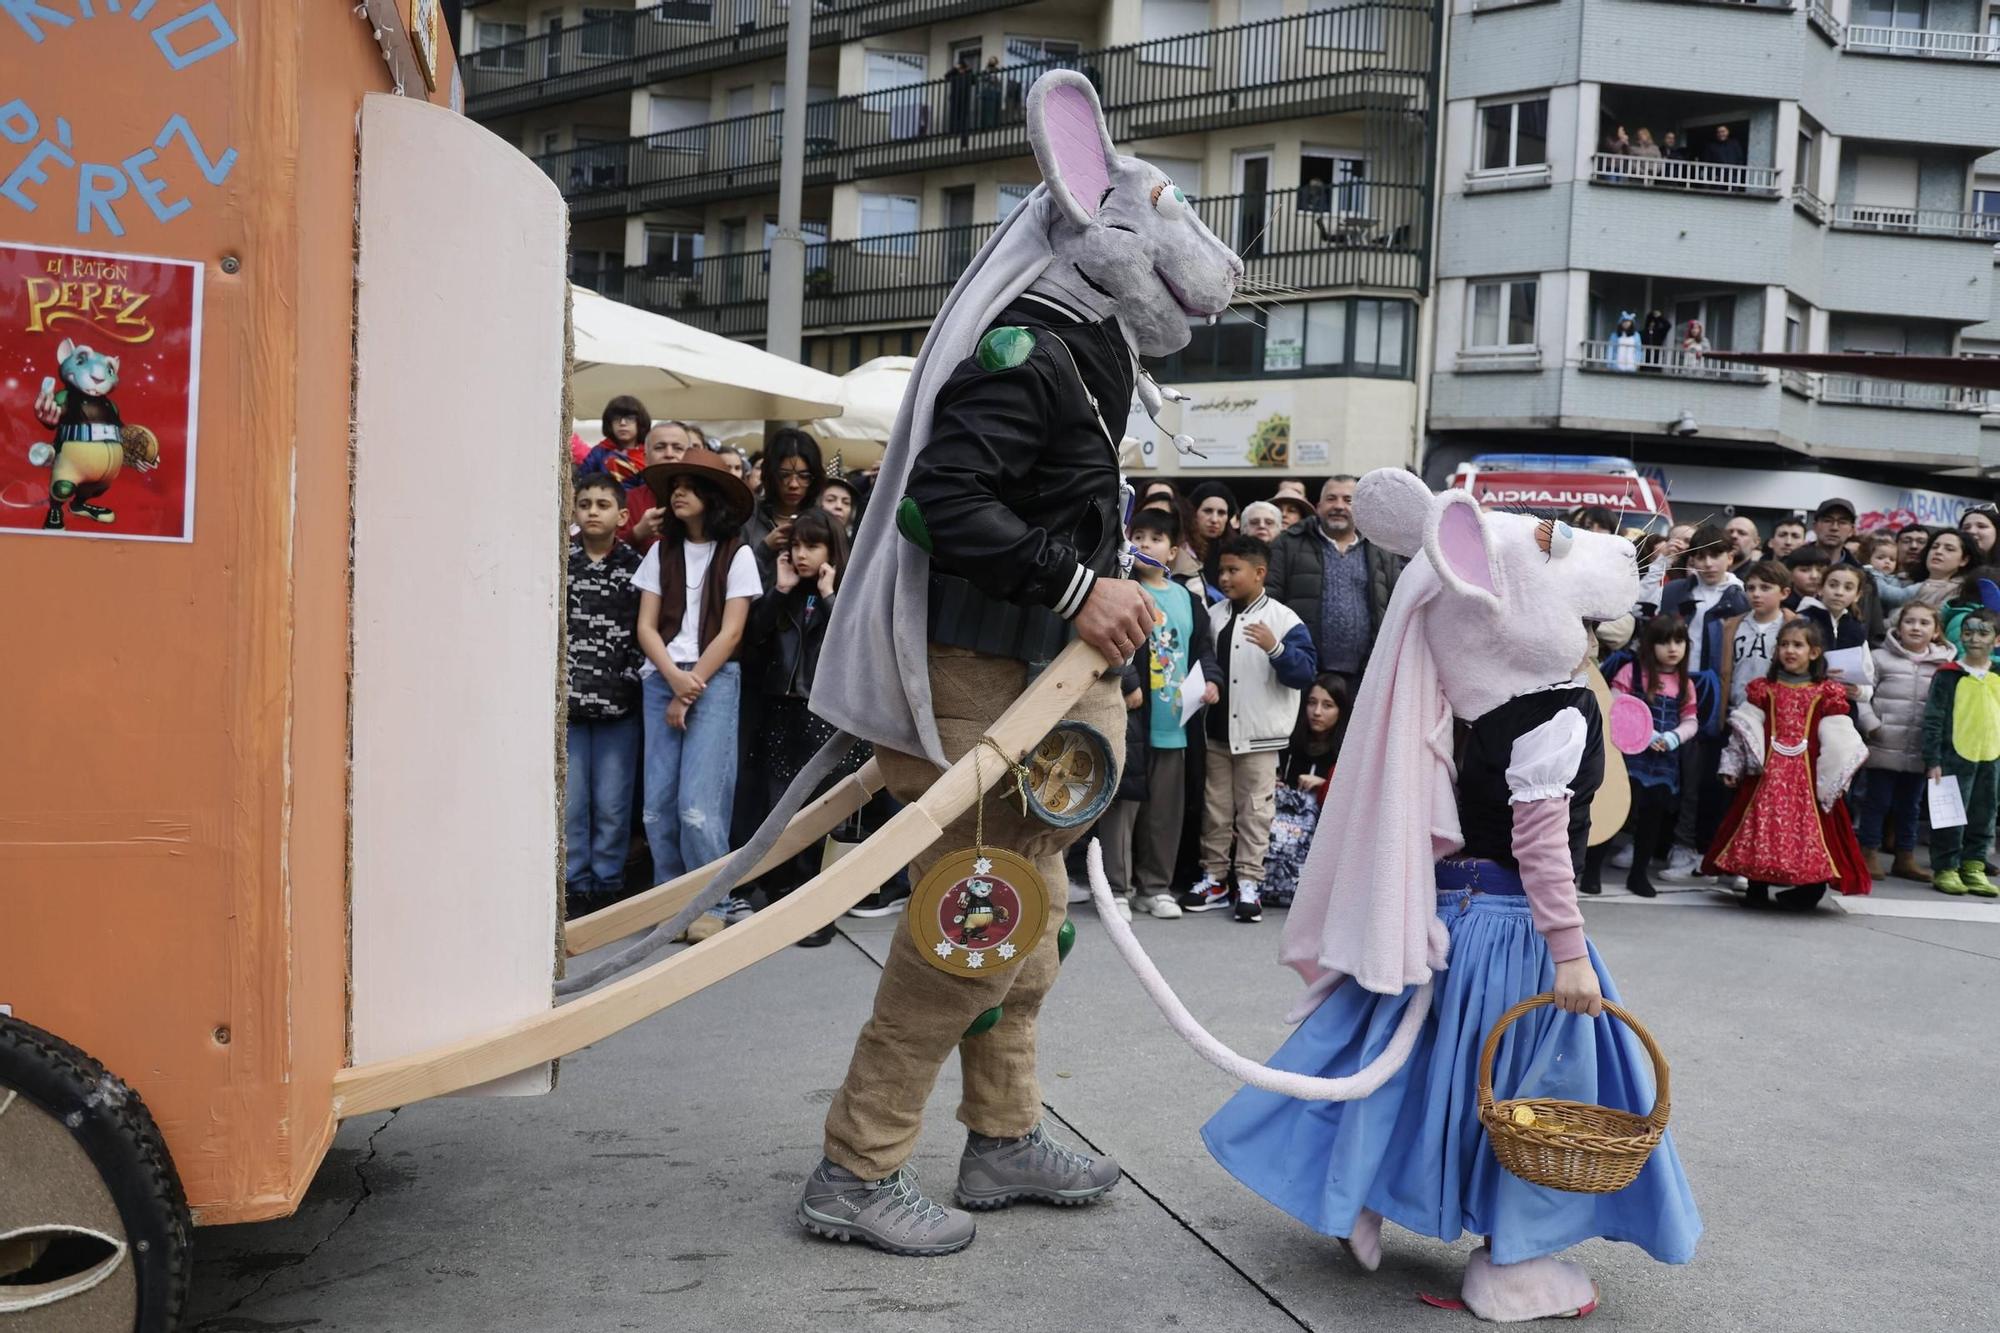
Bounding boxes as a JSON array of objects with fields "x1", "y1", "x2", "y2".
[{"x1": 565, "y1": 474, "x2": 646, "y2": 915}]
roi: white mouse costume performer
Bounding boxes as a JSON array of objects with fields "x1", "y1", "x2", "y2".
[
  {"x1": 1094, "y1": 471, "x2": 1700, "y2": 1321},
  {"x1": 793, "y1": 72, "x2": 1244, "y2": 1257}
]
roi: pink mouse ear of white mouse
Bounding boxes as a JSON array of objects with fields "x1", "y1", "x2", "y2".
[{"x1": 1027, "y1": 71, "x2": 1117, "y2": 227}]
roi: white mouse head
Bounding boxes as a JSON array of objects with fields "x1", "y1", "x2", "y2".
[{"x1": 1026, "y1": 72, "x2": 1242, "y2": 357}]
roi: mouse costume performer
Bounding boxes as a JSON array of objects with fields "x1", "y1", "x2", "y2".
[
  {"x1": 1092, "y1": 472, "x2": 1700, "y2": 1321},
  {"x1": 795, "y1": 72, "x2": 1243, "y2": 1257}
]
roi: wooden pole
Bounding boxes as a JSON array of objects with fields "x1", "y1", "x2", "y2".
[
  {"x1": 563, "y1": 759, "x2": 885, "y2": 956},
  {"x1": 332, "y1": 639, "x2": 1109, "y2": 1118}
]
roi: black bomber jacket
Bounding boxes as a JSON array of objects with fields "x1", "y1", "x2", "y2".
[{"x1": 905, "y1": 291, "x2": 1133, "y2": 622}]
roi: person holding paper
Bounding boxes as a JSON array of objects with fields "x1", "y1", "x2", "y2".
[
  {"x1": 1856, "y1": 603, "x2": 1955, "y2": 884},
  {"x1": 1799, "y1": 564, "x2": 1875, "y2": 696},
  {"x1": 1101, "y1": 507, "x2": 1220, "y2": 922},
  {"x1": 1706, "y1": 620, "x2": 1873, "y2": 908},
  {"x1": 1921, "y1": 609, "x2": 2000, "y2": 898}
]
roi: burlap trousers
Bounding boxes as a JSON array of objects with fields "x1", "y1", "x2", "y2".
[{"x1": 822, "y1": 644, "x2": 1125, "y2": 1179}]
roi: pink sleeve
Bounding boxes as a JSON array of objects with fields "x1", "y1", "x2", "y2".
[
  {"x1": 1511, "y1": 796, "x2": 1588, "y2": 963},
  {"x1": 1675, "y1": 684, "x2": 1698, "y2": 742},
  {"x1": 1609, "y1": 663, "x2": 1635, "y2": 697}
]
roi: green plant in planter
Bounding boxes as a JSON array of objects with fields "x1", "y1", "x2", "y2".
[{"x1": 804, "y1": 267, "x2": 835, "y2": 298}]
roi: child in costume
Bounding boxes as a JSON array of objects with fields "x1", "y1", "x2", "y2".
[
  {"x1": 1609, "y1": 615, "x2": 1697, "y2": 898},
  {"x1": 1095, "y1": 471, "x2": 1701, "y2": 1322},
  {"x1": 1922, "y1": 607, "x2": 2000, "y2": 897},
  {"x1": 1705, "y1": 620, "x2": 1872, "y2": 909},
  {"x1": 1856, "y1": 602, "x2": 1954, "y2": 883}
]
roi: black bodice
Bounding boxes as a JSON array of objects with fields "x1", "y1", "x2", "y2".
[{"x1": 1455, "y1": 686, "x2": 1605, "y2": 879}]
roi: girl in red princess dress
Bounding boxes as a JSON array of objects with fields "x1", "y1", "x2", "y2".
[{"x1": 1705, "y1": 620, "x2": 1873, "y2": 909}]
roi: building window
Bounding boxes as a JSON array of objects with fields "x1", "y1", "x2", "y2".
[
  {"x1": 569, "y1": 249, "x2": 624, "y2": 295},
  {"x1": 474, "y1": 21, "x2": 526, "y2": 71},
  {"x1": 579, "y1": 8, "x2": 631, "y2": 57},
  {"x1": 865, "y1": 49, "x2": 927, "y2": 93},
  {"x1": 1301, "y1": 152, "x2": 1367, "y2": 217},
  {"x1": 1307, "y1": 0, "x2": 1386, "y2": 51},
  {"x1": 1140, "y1": 0, "x2": 1210, "y2": 67},
  {"x1": 996, "y1": 183, "x2": 1034, "y2": 222},
  {"x1": 859, "y1": 193, "x2": 921, "y2": 253},
  {"x1": 1476, "y1": 98, "x2": 1549, "y2": 174},
  {"x1": 1468, "y1": 279, "x2": 1538, "y2": 350},
  {"x1": 652, "y1": 0, "x2": 714, "y2": 21},
  {"x1": 648, "y1": 96, "x2": 709, "y2": 151},
  {"x1": 1155, "y1": 298, "x2": 1415, "y2": 381},
  {"x1": 645, "y1": 228, "x2": 703, "y2": 277},
  {"x1": 1353, "y1": 299, "x2": 1409, "y2": 375},
  {"x1": 1975, "y1": 188, "x2": 2000, "y2": 236}
]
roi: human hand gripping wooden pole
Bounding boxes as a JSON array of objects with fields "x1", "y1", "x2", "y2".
[{"x1": 331, "y1": 637, "x2": 1114, "y2": 1119}]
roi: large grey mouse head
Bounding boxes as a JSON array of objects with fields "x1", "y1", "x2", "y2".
[
  {"x1": 1355, "y1": 469, "x2": 1640, "y2": 721},
  {"x1": 1026, "y1": 71, "x2": 1241, "y2": 356}
]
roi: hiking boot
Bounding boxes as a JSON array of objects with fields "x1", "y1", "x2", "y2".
[
  {"x1": 1136, "y1": 892, "x2": 1183, "y2": 919},
  {"x1": 798, "y1": 1159, "x2": 976, "y2": 1256},
  {"x1": 1179, "y1": 874, "x2": 1230, "y2": 912},
  {"x1": 956, "y1": 1122, "x2": 1120, "y2": 1210},
  {"x1": 1933, "y1": 868, "x2": 1968, "y2": 896},
  {"x1": 1962, "y1": 862, "x2": 1998, "y2": 897},
  {"x1": 1233, "y1": 880, "x2": 1263, "y2": 923},
  {"x1": 1889, "y1": 851, "x2": 1932, "y2": 884}
]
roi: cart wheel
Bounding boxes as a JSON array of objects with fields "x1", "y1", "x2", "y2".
[{"x1": 0, "y1": 1016, "x2": 190, "y2": 1331}]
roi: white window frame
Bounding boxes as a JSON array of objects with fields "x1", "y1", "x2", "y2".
[
  {"x1": 1301, "y1": 148, "x2": 1368, "y2": 219},
  {"x1": 858, "y1": 192, "x2": 921, "y2": 253},
  {"x1": 579, "y1": 7, "x2": 626, "y2": 57},
  {"x1": 996, "y1": 182, "x2": 1035, "y2": 222},
  {"x1": 1472, "y1": 95, "x2": 1551, "y2": 180},
  {"x1": 1465, "y1": 278, "x2": 1539, "y2": 352},
  {"x1": 644, "y1": 226, "x2": 704, "y2": 275},
  {"x1": 647, "y1": 95, "x2": 710, "y2": 152},
  {"x1": 474, "y1": 20, "x2": 527, "y2": 71},
  {"x1": 864, "y1": 49, "x2": 928, "y2": 95}
]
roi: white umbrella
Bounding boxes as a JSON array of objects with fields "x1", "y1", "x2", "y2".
[
  {"x1": 569, "y1": 285, "x2": 846, "y2": 421},
  {"x1": 811, "y1": 356, "x2": 915, "y2": 444}
]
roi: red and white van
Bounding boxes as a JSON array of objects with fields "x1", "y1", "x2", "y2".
[{"x1": 1447, "y1": 454, "x2": 1674, "y2": 535}]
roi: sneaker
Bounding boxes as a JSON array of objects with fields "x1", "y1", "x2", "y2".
[
  {"x1": 846, "y1": 884, "x2": 911, "y2": 918},
  {"x1": 1137, "y1": 893, "x2": 1183, "y2": 920},
  {"x1": 956, "y1": 1122, "x2": 1120, "y2": 1210},
  {"x1": 685, "y1": 912, "x2": 726, "y2": 942},
  {"x1": 1961, "y1": 862, "x2": 1998, "y2": 897},
  {"x1": 1233, "y1": 881, "x2": 1263, "y2": 923},
  {"x1": 1933, "y1": 867, "x2": 1968, "y2": 896},
  {"x1": 1608, "y1": 842, "x2": 1634, "y2": 870},
  {"x1": 1179, "y1": 874, "x2": 1230, "y2": 912},
  {"x1": 1067, "y1": 880, "x2": 1092, "y2": 905},
  {"x1": 1661, "y1": 846, "x2": 1705, "y2": 880},
  {"x1": 1112, "y1": 895, "x2": 1133, "y2": 922},
  {"x1": 798, "y1": 1159, "x2": 976, "y2": 1256},
  {"x1": 717, "y1": 894, "x2": 755, "y2": 924}
]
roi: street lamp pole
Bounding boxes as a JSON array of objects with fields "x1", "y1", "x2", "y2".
[{"x1": 767, "y1": 0, "x2": 812, "y2": 362}]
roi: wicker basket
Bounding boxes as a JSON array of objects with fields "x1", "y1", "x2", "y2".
[{"x1": 1476, "y1": 994, "x2": 1671, "y2": 1195}]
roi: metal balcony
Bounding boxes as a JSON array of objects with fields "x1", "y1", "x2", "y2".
[
  {"x1": 1587, "y1": 153, "x2": 1781, "y2": 198},
  {"x1": 1844, "y1": 24, "x2": 2000, "y2": 60},
  {"x1": 617, "y1": 187, "x2": 1428, "y2": 338},
  {"x1": 1575, "y1": 340, "x2": 1771, "y2": 383},
  {"x1": 530, "y1": 7, "x2": 1434, "y2": 216},
  {"x1": 1829, "y1": 203, "x2": 2000, "y2": 241},
  {"x1": 461, "y1": 0, "x2": 1040, "y2": 118}
]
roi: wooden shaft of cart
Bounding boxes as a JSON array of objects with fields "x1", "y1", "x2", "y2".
[{"x1": 332, "y1": 638, "x2": 1110, "y2": 1119}]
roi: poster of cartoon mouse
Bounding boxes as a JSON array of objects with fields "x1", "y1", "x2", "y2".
[{"x1": 1, "y1": 242, "x2": 201, "y2": 542}]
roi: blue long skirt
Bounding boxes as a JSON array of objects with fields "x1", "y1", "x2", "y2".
[{"x1": 1202, "y1": 861, "x2": 1701, "y2": 1266}]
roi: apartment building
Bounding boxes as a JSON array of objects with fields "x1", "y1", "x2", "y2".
[
  {"x1": 455, "y1": 0, "x2": 1440, "y2": 478},
  {"x1": 1425, "y1": 0, "x2": 2000, "y2": 490}
]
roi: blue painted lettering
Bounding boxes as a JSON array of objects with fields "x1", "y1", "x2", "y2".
[
  {"x1": 129, "y1": 0, "x2": 160, "y2": 18},
  {"x1": 120, "y1": 145, "x2": 188, "y2": 222},
  {"x1": 155, "y1": 114, "x2": 235, "y2": 185},
  {"x1": 76, "y1": 161, "x2": 127, "y2": 235},
  {"x1": 0, "y1": 0, "x2": 72, "y2": 43},
  {"x1": 0, "y1": 100, "x2": 35, "y2": 145},
  {"x1": 151, "y1": 2, "x2": 235, "y2": 70},
  {"x1": 0, "y1": 136, "x2": 73, "y2": 213}
]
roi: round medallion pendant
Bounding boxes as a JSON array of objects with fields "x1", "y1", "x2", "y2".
[{"x1": 909, "y1": 847, "x2": 1049, "y2": 978}]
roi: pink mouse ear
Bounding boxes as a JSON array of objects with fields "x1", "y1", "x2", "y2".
[
  {"x1": 1426, "y1": 492, "x2": 1500, "y2": 603},
  {"x1": 1027, "y1": 72, "x2": 1116, "y2": 225}
]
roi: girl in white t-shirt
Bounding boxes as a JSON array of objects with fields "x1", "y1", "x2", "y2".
[{"x1": 633, "y1": 452, "x2": 764, "y2": 939}]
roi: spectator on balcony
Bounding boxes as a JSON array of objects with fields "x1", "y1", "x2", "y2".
[
  {"x1": 1680, "y1": 318, "x2": 1711, "y2": 366},
  {"x1": 1631, "y1": 128, "x2": 1664, "y2": 179},
  {"x1": 1699, "y1": 125, "x2": 1746, "y2": 183},
  {"x1": 1637, "y1": 308, "x2": 1671, "y2": 372},
  {"x1": 978, "y1": 56, "x2": 1004, "y2": 129},
  {"x1": 948, "y1": 56, "x2": 975, "y2": 144},
  {"x1": 1600, "y1": 125, "x2": 1632, "y2": 180},
  {"x1": 1609, "y1": 312, "x2": 1642, "y2": 372},
  {"x1": 1660, "y1": 130, "x2": 1691, "y2": 164}
]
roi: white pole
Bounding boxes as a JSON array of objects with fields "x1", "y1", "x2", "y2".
[{"x1": 767, "y1": 0, "x2": 812, "y2": 361}]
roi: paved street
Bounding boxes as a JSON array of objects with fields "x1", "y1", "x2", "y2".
[{"x1": 185, "y1": 875, "x2": 1998, "y2": 1333}]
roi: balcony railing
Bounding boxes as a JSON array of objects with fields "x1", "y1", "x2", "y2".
[
  {"x1": 460, "y1": 0, "x2": 1037, "y2": 116},
  {"x1": 530, "y1": 7, "x2": 1435, "y2": 214},
  {"x1": 1792, "y1": 183, "x2": 1831, "y2": 222},
  {"x1": 1805, "y1": 0, "x2": 1843, "y2": 40},
  {"x1": 617, "y1": 187, "x2": 1427, "y2": 337},
  {"x1": 1588, "y1": 152, "x2": 1781, "y2": 198},
  {"x1": 1818, "y1": 375, "x2": 1990, "y2": 412},
  {"x1": 1576, "y1": 340, "x2": 1771, "y2": 382},
  {"x1": 1830, "y1": 203, "x2": 2000, "y2": 240},
  {"x1": 1844, "y1": 25, "x2": 2000, "y2": 60}
]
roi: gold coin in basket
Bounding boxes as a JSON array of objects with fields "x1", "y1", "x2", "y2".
[{"x1": 1476, "y1": 994, "x2": 1671, "y2": 1195}]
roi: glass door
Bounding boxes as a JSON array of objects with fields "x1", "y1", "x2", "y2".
[{"x1": 1233, "y1": 150, "x2": 1271, "y2": 258}]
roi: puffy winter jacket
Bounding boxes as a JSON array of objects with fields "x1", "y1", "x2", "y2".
[
  {"x1": 1862, "y1": 636, "x2": 1957, "y2": 772},
  {"x1": 1264, "y1": 521, "x2": 1403, "y2": 668}
]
